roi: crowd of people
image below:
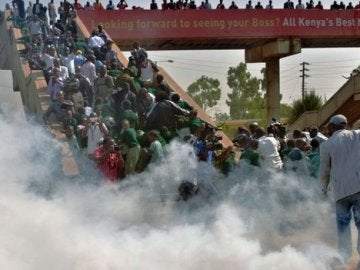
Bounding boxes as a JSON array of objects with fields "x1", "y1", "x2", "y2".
[
  {"x1": 4, "y1": 1, "x2": 360, "y2": 265},
  {"x1": 6, "y1": 0, "x2": 360, "y2": 17},
  {"x1": 1, "y1": 0, "x2": 339, "y2": 183}
]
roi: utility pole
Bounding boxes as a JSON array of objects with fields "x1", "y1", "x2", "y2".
[{"x1": 300, "y1": 62, "x2": 310, "y2": 100}]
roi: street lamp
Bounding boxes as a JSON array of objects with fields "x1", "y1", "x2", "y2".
[{"x1": 155, "y1": 60, "x2": 174, "y2": 64}]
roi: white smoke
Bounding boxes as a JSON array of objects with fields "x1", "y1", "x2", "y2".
[{"x1": 0, "y1": 111, "x2": 342, "y2": 270}]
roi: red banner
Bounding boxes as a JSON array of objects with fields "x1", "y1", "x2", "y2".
[{"x1": 78, "y1": 9, "x2": 360, "y2": 40}]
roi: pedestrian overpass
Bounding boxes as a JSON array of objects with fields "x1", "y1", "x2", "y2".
[{"x1": 76, "y1": 9, "x2": 360, "y2": 129}]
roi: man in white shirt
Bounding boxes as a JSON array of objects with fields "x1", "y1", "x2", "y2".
[
  {"x1": 82, "y1": 112, "x2": 108, "y2": 158},
  {"x1": 88, "y1": 31, "x2": 105, "y2": 60},
  {"x1": 320, "y1": 114, "x2": 360, "y2": 264},
  {"x1": 81, "y1": 55, "x2": 97, "y2": 86},
  {"x1": 53, "y1": 58, "x2": 69, "y2": 81},
  {"x1": 256, "y1": 127, "x2": 283, "y2": 170}
]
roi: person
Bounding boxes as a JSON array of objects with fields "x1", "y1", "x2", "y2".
[
  {"x1": 73, "y1": 0, "x2": 84, "y2": 10},
  {"x1": 229, "y1": 1, "x2": 239, "y2": 9},
  {"x1": 117, "y1": 0, "x2": 128, "y2": 9},
  {"x1": 113, "y1": 82, "x2": 137, "y2": 115},
  {"x1": 150, "y1": 0, "x2": 159, "y2": 9},
  {"x1": 265, "y1": 0, "x2": 273, "y2": 8},
  {"x1": 256, "y1": 127, "x2": 283, "y2": 170},
  {"x1": 47, "y1": 0, "x2": 56, "y2": 24},
  {"x1": 26, "y1": 1, "x2": 34, "y2": 18},
  {"x1": 120, "y1": 119, "x2": 140, "y2": 175},
  {"x1": 81, "y1": 54, "x2": 97, "y2": 87},
  {"x1": 306, "y1": 0, "x2": 314, "y2": 8},
  {"x1": 84, "y1": 1, "x2": 93, "y2": 10},
  {"x1": 320, "y1": 114, "x2": 360, "y2": 264},
  {"x1": 147, "y1": 130, "x2": 165, "y2": 165},
  {"x1": 254, "y1": 1, "x2": 263, "y2": 8},
  {"x1": 73, "y1": 50, "x2": 87, "y2": 67},
  {"x1": 295, "y1": 0, "x2": 305, "y2": 8},
  {"x1": 216, "y1": 0, "x2": 225, "y2": 9},
  {"x1": 330, "y1": 0, "x2": 340, "y2": 9},
  {"x1": 47, "y1": 68, "x2": 64, "y2": 101},
  {"x1": 307, "y1": 138, "x2": 320, "y2": 178},
  {"x1": 314, "y1": 0, "x2": 323, "y2": 8},
  {"x1": 32, "y1": 0, "x2": 46, "y2": 20},
  {"x1": 52, "y1": 58, "x2": 69, "y2": 81},
  {"x1": 118, "y1": 99, "x2": 138, "y2": 129},
  {"x1": 82, "y1": 112, "x2": 108, "y2": 158},
  {"x1": 189, "y1": 0, "x2": 197, "y2": 8},
  {"x1": 74, "y1": 66, "x2": 95, "y2": 108},
  {"x1": 93, "y1": 0, "x2": 105, "y2": 10},
  {"x1": 248, "y1": 121, "x2": 258, "y2": 139},
  {"x1": 309, "y1": 126, "x2": 327, "y2": 143},
  {"x1": 240, "y1": 139, "x2": 260, "y2": 166},
  {"x1": 346, "y1": 2, "x2": 354, "y2": 8},
  {"x1": 93, "y1": 136, "x2": 124, "y2": 182},
  {"x1": 203, "y1": 0, "x2": 212, "y2": 9},
  {"x1": 131, "y1": 41, "x2": 148, "y2": 66},
  {"x1": 145, "y1": 91, "x2": 189, "y2": 132},
  {"x1": 43, "y1": 91, "x2": 72, "y2": 124},
  {"x1": 88, "y1": 31, "x2": 105, "y2": 60},
  {"x1": 245, "y1": 0, "x2": 253, "y2": 8},
  {"x1": 65, "y1": 125, "x2": 80, "y2": 152},
  {"x1": 104, "y1": 40, "x2": 117, "y2": 68},
  {"x1": 171, "y1": 93, "x2": 192, "y2": 111},
  {"x1": 284, "y1": 0, "x2": 295, "y2": 8},
  {"x1": 285, "y1": 138, "x2": 310, "y2": 173},
  {"x1": 137, "y1": 55, "x2": 159, "y2": 87},
  {"x1": 29, "y1": 15, "x2": 46, "y2": 49},
  {"x1": 67, "y1": 78, "x2": 84, "y2": 111},
  {"x1": 106, "y1": 0, "x2": 115, "y2": 10},
  {"x1": 62, "y1": 109, "x2": 78, "y2": 130},
  {"x1": 94, "y1": 65, "x2": 114, "y2": 102},
  {"x1": 12, "y1": 0, "x2": 26, "y2": 19}
]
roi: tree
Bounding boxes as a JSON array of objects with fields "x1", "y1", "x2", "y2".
[
  {"x1": 225, "y1": 63, "x2": 264, "y2": 119},
  {"x1": 214, "y1": 112, "x2": 230, "y2": 121},
  {"x1": 288, "y1": 89, "x2": 323, "y2": 124},
  {"x1": 187, "y1": 75, "x2": 221, "y2": 112}
]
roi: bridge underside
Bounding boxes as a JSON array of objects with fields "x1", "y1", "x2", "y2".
[{"x1": 114, "y1": 37, "x2": 360, "y2": 52}]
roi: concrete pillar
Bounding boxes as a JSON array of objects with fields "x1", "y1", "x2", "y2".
[{"x1": 266, "y1": 59, "x2": 280, "y2": 125}]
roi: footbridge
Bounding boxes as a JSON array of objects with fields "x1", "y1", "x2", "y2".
[
  {"x1": 289, "y1": 72, "x2": 360, "y2": 130},
  {"x1": 77, "y1": 9, "x2": 360, "y2": 127}
]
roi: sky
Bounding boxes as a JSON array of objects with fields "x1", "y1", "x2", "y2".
[
  {"x1": 0, "y1": 104, "x2": 347, "y2": 270},
  {"x1": 2, "y1": 0, "x2": 360, "y2": 115}
]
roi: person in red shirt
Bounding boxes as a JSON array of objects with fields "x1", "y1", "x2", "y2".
[
  {"x1": 117, "y1": 0, "x2": 128, "y2": 9},
  {"x1": 73, "y1": 0, "x2": 84, "y2": 10},
  {"x1": 314, "y1": 0, "x2": 324, "y2": 8},
  {"x1": 93, "y1": 136, "x2": 124, "y2": 182}
]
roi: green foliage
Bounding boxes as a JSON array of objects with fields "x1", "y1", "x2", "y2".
[
  {"x1": 288, "y1": 90, "x2": 323, "y2": 124},
  {"x1": 214, "y1": 112, "x2": 230, "y2": 122},
  {"x1": 280, "y1": 103, "x2": 292, "y2": 120},
  {"x1": 187, "y1": 75, "x2": 221, "y2": 112},
  {"x1": 226, "y1": 63, "x2": 264, "y2": 120}
]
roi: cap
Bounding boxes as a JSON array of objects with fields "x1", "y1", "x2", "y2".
[
  {"x1": 76, "y1": 50, "x2": 82, "y2": 55},
  {"x1": 328, "y1": 114, "x2": 347, "y2": 126}
]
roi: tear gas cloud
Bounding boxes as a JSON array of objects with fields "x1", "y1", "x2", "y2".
[{"x1": 0, "y1": 111, "x2": 341, "y2": 270}]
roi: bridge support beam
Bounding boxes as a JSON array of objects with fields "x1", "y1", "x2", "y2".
[
  {"x1": 266, "y1": 59, "x2": 280, "y2": 125},
  {"x1": 245, "y1": 38, "x2": 301, "y2": 63},
  {"x1": 245, "y1": 38, "x2": 301, "y2": 125}
]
